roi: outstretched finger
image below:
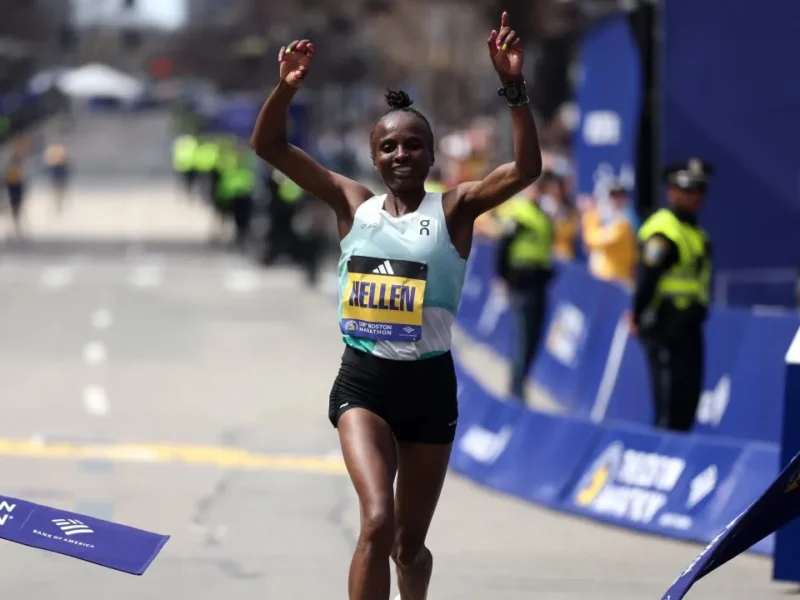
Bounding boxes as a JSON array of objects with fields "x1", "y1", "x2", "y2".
[
  {"x1": 500, "y1": 11, "x2": 509, "y2": 29},
  {"x1": 278, "y1": 46, "x2": 286, "y2": 62}
]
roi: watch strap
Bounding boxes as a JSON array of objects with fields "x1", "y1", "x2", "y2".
[{"x1": 497, "y1": 80, "x2": 529, "y2": 107}]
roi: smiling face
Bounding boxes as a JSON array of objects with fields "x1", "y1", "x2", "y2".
[{"x1": 371, "y1": 111, "x2": 434, "y2": 194}]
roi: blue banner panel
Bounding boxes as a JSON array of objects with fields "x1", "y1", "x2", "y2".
[
  {"x1": 559, "y1": 424, "x2": 774, "y2": 549},
  {"x1": 484, "y1": 410, "x2": 601, "y2": 506},
  {"x1": 0, "y1": 496, "x2": 169, "y2": 575},
  {"x1": 573, "y1": 14, "x2": 642, "y2": 205},
  {"x1": 663, "y1": 447, "x2": 800, "y2": 599},
  {"x1": 662, "y1": 0, "x2": 800, "y2": 287}
]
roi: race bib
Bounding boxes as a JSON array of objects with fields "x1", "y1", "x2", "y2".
[{"x1": 340, "y1": 256, "x2": 428, "y2": 342}]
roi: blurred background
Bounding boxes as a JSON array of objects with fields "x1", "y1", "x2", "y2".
[{"x1": 1, "y1": 0, "x2": 799, "y2": 598}]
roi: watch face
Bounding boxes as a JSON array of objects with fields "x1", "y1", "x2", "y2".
[{"x1": 505, "y1": 86, "x2": 520, "y2": 101}]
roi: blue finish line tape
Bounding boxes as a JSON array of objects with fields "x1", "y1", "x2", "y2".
[{"x1": 0, "y1": 495, "x2": 169, "y2": 575}]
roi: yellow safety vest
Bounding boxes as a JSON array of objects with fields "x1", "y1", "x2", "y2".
[
  {"x1": 217, "y1": 165, "x2": 255, "y2": 203},
  {"x1": 194, "y1": 142, "x2": 219, "y2": 172},
  {"x1": 272, "y1": 171, "x2": 303, "y2": 204},
  {"x1": 638, "y1": 208, "x2": 711, "y2": 309},
  {"x1": 506, "y1": 198, "x2": 553, "y2": 269},
  {"x1": 172, "y1": 135, "x2": 198, "y2": 172}
]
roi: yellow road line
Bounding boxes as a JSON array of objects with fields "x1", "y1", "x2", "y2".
[{"x1": 0, "y1": 439, "x2": 347, "y2": 475}]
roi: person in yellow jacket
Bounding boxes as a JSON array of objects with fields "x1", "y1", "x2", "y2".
[
  {"x1": 215, "y1": 147, "x2": 255, "y2": 249},
  {"x1": 580, "y1": 182, "x2": 638, "y2": 287},
  {"x1": 496, "y1": 191, "x2": 555, "y2": 402},
  {"x1": 628, "y1": 158, "x2": 714, "y2": 432},
  {"x1": 172, "y1": 133, "x2": 199, "y2": 199}
]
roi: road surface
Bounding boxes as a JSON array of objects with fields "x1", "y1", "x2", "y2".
[{"x1": 0, "y1": 184, "x2": 792, "y2": 599}]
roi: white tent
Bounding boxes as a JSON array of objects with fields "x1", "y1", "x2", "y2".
[{"x1": 56, "y1": 63, "x2": 145, "y2": 101}]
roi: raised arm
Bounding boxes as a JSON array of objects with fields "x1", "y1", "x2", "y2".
[
  {"x1": 451, "y1": 12, "x2": 542, "y2": 220},
  {"x1": 250, "y1": 39, "x2": 373, "y2": 235}
]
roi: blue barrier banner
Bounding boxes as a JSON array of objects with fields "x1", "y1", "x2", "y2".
[
  {"x1": 486, "y1": 409, "x2": 601, "y2": 506},
  {"x1": 457, "y1": 239, "x2": 496, "y2": 340},
  {"x1": 451, "y1": 381, "x2": 523, "y2": 485},
  {"x1": 774, "y1": 328, "x2": 800, "y2": 582},
  {"x1": 663, "y1": 448, "x2": 800, "y2": 599},
  {"x1": 560, "y1": 424, "x2": 771, "y2": 546},
  {"x1": 0, "y1": 496, "x2": 169, "y2": 575},
  {"x1": 662, "y1": 1, "x2": 800, "y2": 287},
  {"x1": 531, "y1": 263, "x2": 620, "y2": 414},
  {"x1": 573, "y1": 14, "x2": 642, "y2": 205},
  {"x1": 717, "y1": 315, "x2": 799, "y2": 442},
  {"x1": 452, "y1": 354, "x2": 602, "y2": 505}
]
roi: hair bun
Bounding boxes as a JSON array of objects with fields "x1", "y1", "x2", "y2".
[{"x1": 385, "y1": 89, "x2": 414, "y2": 110}]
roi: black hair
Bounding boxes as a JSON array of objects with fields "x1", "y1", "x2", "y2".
[{"x1": 371, "y1": 89, "x2": 434, "y2": 153}]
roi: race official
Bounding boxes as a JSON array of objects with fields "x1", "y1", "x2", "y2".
[
  {"x1": 496, "y1": 178, "x2": 555, "y2": 402},
  {"x1": 629, "y1": 159, "x2": 714, "y2": 432}
]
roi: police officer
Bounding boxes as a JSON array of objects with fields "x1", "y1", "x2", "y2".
[
  {"x1": 172, "y1": 133, "x2": 199, "y2": 199},
  {"x1": 628, "y1": 158, "x2": 714, "y2": 432},
  {"x1": 496, "y1": 173, "x2": 556, "y2": 402},
  {"x1": 262, "y1": 169, "x2": 304, "y2": 265}
]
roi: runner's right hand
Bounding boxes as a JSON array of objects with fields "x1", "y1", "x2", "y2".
[{"x1": 279, "y1": 39, "x2": 315, "y2": 88}]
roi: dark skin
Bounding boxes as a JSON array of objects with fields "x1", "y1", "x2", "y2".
[{"x1": 251, "y1": 12, "x2": 541, "y2": 600}]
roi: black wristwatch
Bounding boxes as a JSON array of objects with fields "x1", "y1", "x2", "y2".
[{"x1": 498, "y1": 79, "x2": 529, "y2": 107}]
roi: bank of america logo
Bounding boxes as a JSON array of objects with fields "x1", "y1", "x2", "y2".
[
  {"x1": 52, "y1": 518, "x2": 94, "y2": 536},
  {"x1": 402, "y1": 326, "x2": 414, "y2": 334},
  {"x1": 372, "y1": 260, "x2": 394, "y2": 275}
]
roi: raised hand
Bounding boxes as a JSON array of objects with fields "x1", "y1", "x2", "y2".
[
  {"x1": 487, "y1": 12, "x2": 524, "y2": 83},
  {"x1": 278, "y1": 39, "x2": 315, "y2": 88}
]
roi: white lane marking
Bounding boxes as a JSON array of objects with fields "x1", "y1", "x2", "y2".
[
  {"x1": 128, "y1": 264, "x2": 163, "y2": 289},
  {"x1": 91, "y1": 309, "x2": 113, "y2": 330},
  {"x1": 82, "y1": 341, "x2": 107, "y2": 366},
  {"x1": 223, "y1": 269, "x2": 262, "y2": 293},
  {"x1": 40, "y1": 266, "x2": 74, "y2": 289},
  {"x1": 82, "y1": 385, "x2": 110, "y2": 416}
]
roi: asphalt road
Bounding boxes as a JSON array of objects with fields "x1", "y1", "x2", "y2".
[{"x1": 0, "y1": 185, "x2": 793, "y2": 599}]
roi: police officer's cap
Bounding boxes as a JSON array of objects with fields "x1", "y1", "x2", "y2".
[{"x1": 662, "y1": 158, "x2": 714, "y2": 191}]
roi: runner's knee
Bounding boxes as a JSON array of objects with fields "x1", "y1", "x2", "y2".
[{"x1": 360, "y1": 504, "x2": 395, "y2": 554}]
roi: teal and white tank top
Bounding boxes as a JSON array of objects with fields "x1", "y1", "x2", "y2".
[{"x1": 337, "y1": 192, "x2": 467, "y2": 361}]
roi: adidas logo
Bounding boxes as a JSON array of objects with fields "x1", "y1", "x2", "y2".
[
  {"x1": 372, "y1": 260, "x2": 394, "y2": 275},
  {"x1": 52, "y1": 518, "x2": 94, "y2": 536},
  {"x1": 402, "y1": 326, "x2": 415, "y2": 334}
]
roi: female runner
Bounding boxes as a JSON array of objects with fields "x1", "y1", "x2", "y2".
[{"x1": 250, "y1": 11, "x2": 541, "y2": 599}]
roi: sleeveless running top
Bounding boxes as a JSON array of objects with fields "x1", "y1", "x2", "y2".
[{"x1": 337, "y1": 192, "x2": 467, "y2": 361}]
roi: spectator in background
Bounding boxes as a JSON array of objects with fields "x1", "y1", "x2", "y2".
[
  {"x1": 580, "y1": 182, "x2": 638, "y2": 287},
  {"x1": 537, "y1": 170, "x2": 578, "y2": 261},
  {"x1": 3, "y1": 149, "x2": 26, "y2": 237},
  {"x1": 44, "y1": 142, "x2": 71, "y2": 213},
  {"x1": 496, "y1": 183, "x2": 555, "y2": 402}
]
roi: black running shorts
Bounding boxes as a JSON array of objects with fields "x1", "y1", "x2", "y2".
[{"x1": 329, "y1": 345, "x2": 458, "y2": 444}]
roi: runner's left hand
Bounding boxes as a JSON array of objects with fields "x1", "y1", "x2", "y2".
[{"x1": 487, "y1": 11, "x2": 524, "y2": 83}]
